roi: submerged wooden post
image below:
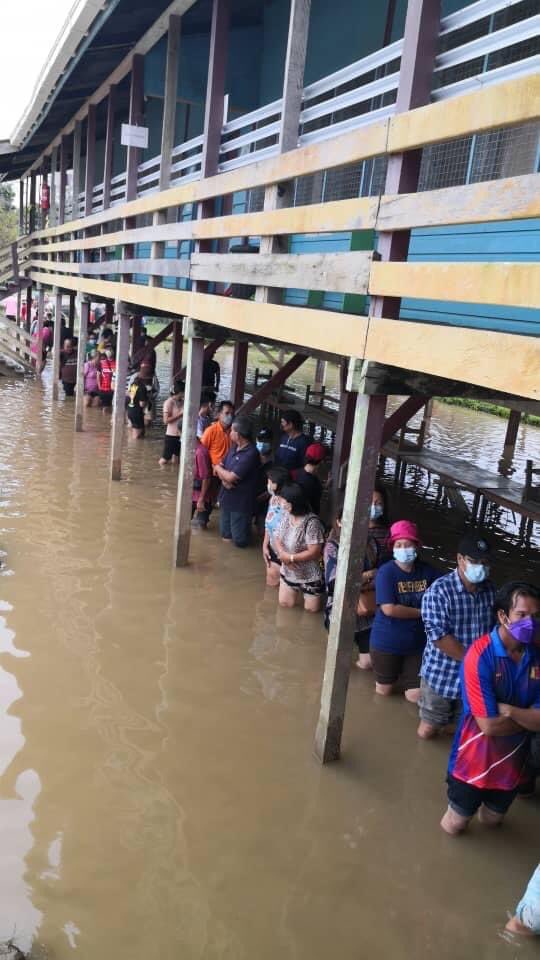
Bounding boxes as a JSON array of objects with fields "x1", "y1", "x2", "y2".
[
  {"x1": 502, "y1": 409, "x2": 521, "y2": 460},
  {"x1": 52, "y1": 288, "x2": 63, "y2": 400},
  {"x1": 111, "y1": 305, "x2": 130, "y2": 480},
  {"x1": 35, "y1": 285, "x2": 45, "y2": 374},
  {"x1": 231, "y1": 340, "x2": 248, "y2": 408},
  {"x1": 314, "y1": 388, "x2": 387, "y2": 763},
  {"x1": 173, "y1": 322, "x2": 204, "y2": 567},
  {"x1": 74, "y1": 297, "x2": 89, "y2": 431}
]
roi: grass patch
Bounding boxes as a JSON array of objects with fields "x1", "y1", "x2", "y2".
[{"x1": 437, "y1": 397, "x2": 540, "y2": 427}]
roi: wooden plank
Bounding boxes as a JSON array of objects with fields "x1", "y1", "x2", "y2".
[
  {"x1": 377, "y1": 173, "x2": 540, "y2": 231},
  {"x1": 364, "y1": 316, "x2": 540, "y2": 401},
  {"x1": 201, "y1": 0, "x2": 230, "y2": 179},
  {"x1": 314, "y1": 394, "x2": 387, "y2": 763},
  {"x1": 30, "y1": 258, "x2": 191, "y2": 279},
  {"x1": 111, "y1": 309, "x2": 130, "y2": 480},
  {"x1": 160, "y1": 15, "x2": 182, "y2": 190},
  {"x1": 369, "y1": 261, "x2": 540, "y2": 309},
  {"x1": 388, "y1": 72, "x2": 540, "y2": 153},
  {"x1": 29, "y1": 268, "x2": 370, "y2": 357},
  {"x1": 173, "y1": 328, "x2": 204, "y2": 566},
  {"x1": 191, "y1": 251, "x2": 373, "y2": 293}
]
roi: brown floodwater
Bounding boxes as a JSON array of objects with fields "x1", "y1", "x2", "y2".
[{"x1": 0, "y1": 363, "x2": 539, "y2": 960}]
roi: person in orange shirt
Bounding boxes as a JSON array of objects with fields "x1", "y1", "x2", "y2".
[{"x1": 201, "y1": 401, "x2": 234, "y2": 466}]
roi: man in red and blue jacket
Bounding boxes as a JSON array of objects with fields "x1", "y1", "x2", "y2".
[{"x1": 441, "y1": 580, "x2": 540, "y2": 835}]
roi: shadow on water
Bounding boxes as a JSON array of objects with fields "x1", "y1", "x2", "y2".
[{"x1": 0, "y1": 365, "x2": 538, "y2": 959}]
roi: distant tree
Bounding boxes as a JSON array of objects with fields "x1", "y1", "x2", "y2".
[{"x1": 0, "y1": 183, "x2": 18, "y2": 248}]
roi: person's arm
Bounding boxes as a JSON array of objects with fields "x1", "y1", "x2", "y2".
[
  {"x1": 214, "y1": 464, "x2": 238, "y2": 485},
  {"x1": 498, "y1": 703, "x2": 540, "y2": 732},
  {"x1": 262, "y1": 531, "x2": 271, "y2": 564},
  {"x1": 196, "y1": 477, "x2": 212, "y2": 511},
  {"x1": 278, "y1": 542, "x2": 321, "y2": 564},
  {"x1": 421, "y1": 583, "x2": 465, "y2": 661},
  {"x1": 380, "y1": 604, "x2": 422, "y2": 620},
  {"x1": 375, "y1": 563, "x2": 420, "y2": 618},
  {"x1": 465, "y1": 646, "x2": 522, "y2": 736}
]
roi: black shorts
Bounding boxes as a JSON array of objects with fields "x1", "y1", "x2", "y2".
[
  {"x1": 99, "y1": 390, "x2": 113, "y2": 407},
  {"x1": 268, "y1": 544, "x2": 281, "y2": 565},
  {"x1": 447, "y1": 774, "x2": 518, "y2": 818},
  {"x1": 85, "y1": 390, "x2": 99, "y2": 398},
  {"x1": 62, "y1": 381, "x2": 75, "y2": 397},
  {"x1": 370, "y1": 649, "x2": 422, "y2": 689},
  {"x1": 127, "y1": 407, "x2": 145, "y2": 429},
  {"x1": 280, "y1": 572, "x2": 325, "y2": 596},
  {"x1": 162, "y1": 435, "x2": 180, "y2": 461}
]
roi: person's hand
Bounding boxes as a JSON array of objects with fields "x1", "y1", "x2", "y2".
[
  {"x1": 263, "y1": 547, "x2": 271, "y2": 565},
  {"x1": 196, "y1": 499, "x2": 206, "y2": 512},
  {"x1": 498, "y1": 703, "x2": 513, "y2": 718}
]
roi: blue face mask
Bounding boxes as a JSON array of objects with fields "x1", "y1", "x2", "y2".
[
  {"x1": 370, "y1": 504, "x2": 384, "y2": 520},
  {"x1": 393, "y1": 547, "x2": 417, "y2": 564},
  {"x1": 465, "y1": 562, "x2": 487, "y2": 584},
  {"x1": 257, "y1": 442, "x2": 271, "y2": 454}
]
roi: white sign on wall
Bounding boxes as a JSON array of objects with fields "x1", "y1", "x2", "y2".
[{"x1": 121, "y1": 124, "x2": 149, "y2": 149}]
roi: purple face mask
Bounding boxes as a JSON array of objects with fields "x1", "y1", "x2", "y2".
[{"x1": 506, "y1": 616, "x2": 538, "y2": 645}]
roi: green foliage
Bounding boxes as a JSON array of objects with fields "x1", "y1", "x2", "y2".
[
  {"x1": 0, "y1": 183, "x2": 17, "y2": 248},
  {"x1": 437, "y1": 397, "x2": 540, "y2": 427}
]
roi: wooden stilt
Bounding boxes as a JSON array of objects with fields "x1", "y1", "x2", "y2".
[
  {"x1": 314, "y1": 393, "x2": 387, "y2": 764},
  {"x1": 111, "y1": 306, "x2": 130, "y2": 480},
  {"x1": 58, "y1": 135, "x2": 67, "y2": 225},
  {"x1": 35, "y1": 286, "x2": 45, "y2": 374},
  {"x1": 173, "y1": 324, "x2": 204, "y2": 566},
  {"x1": 68, "y1": 293, "x2": 76, "y2": 336},
  {"x1": 84, "y1": 105, "x2": 97, "y2": 218},
  {"x1": 131, "y1": 314, "x2": 143, "y2": 358},
  {"x1": 75, "y1": 297, "x2": 89, "y2": 432},
  {"x1": 102, "y1": 85, "x2": 116, "y2": 210},
  {"x1": 331, "y1": 366, "x2": 356, "y2": 503},
  {"x1": 52, "y1": 288, "x2": 63, "y2": 400},
  {"x1": 126, "y1": 55, "x2": 144, "y2": 202},
  {"x1": 159, "y1": 15, "x2": 182, "y2": 190},
  {"x1": 231, "y1": 340, "x2": 248, "y2": 409},
  {"x1": 71, "y1": 121, "x2": 82, "y2": 221},
  {"x1": 170, "y1": 319, "x2": 184, "y2": 383},
  {"x1": 502, "y1": 410, "x2": 521, "y2": 460}
]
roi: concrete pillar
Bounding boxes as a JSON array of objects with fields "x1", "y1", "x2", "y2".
[
  {"x1": 110, "y1": 307, "x2": 130, "y2": 480},
  {"x1": 173, "y1": 324, "x2": 204, "y2": 566},
  {"x1": 74, "y1": 297, "x2": 89, "y2": 431}
]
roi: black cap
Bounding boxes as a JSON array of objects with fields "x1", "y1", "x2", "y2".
[
  {"x1": 458, "y1": 533, "x2": 492, "y2": 561},
  {"x1": 257, "y1": 427, "x2": 272, "y2": 441}
]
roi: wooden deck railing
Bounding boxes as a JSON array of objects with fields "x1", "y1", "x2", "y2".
[{"x1": 18, "y1": 72, "x2": 540, "y2": 402}]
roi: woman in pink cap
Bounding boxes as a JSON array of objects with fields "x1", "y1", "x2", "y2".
[{"x1": 369, "y1": 520, "x2": 439, "y2": 699}]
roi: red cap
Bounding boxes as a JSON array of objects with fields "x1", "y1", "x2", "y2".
[
  {"x1": 388, "y1": 520, "x2": 422, "y2": 545},
  {"x1": 305, "y1": 442, "x2": 326, "y2": 462}
]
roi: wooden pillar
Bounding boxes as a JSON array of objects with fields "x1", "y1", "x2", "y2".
[
  {"x1": 126, "y1": 54, "x2": 144, "y2": 202},
  {"x1": 314, "y1": 358, "x2": 327, "y2": 387},
  {"x1": 331, "y1": 373, "x2": 357, "y2": 501},
  {"x1": 58, "y1": 135, "x2": 68, "y2": 225},
  {"x1": 173, "y1": 324, "x2": 204, "y2": 566},
  {"x1": 314, "y1": 392, "x2": 387, "y2": 764},
  {"x1": 49, "y1": 146, "x2": 58, "y2": 227},
  {"x1": 502, "y1": 410, "x2": 521, "y2": 460},
  {"x1": 105, "y1": 301, "x2": 114, "y2": 327},
  {"x1": 29, "y1": 172, "x2": 36, "y2": 234},
  {"x1": 200, "y1": 0, "x2": 230, "y2": 181},
  {"x1": 84, "y1": 105, "x2": 97, "y2": 217},
  {"x1": 102, "y1": 85, "x2": 116, "y2": 210},
  {"x1": 25, "y1": 285, "x2": 32, "y2": 333},
  {"x1": 160, "y1": 14, "x2": 181, "y2": 190},
  {"x1": 110, "y1": 307, "x2": 130, "y2": 480},
  {"x1": 231, "y1": 340, "x2": 248, "y2": 408},
  {"x1": 71, "y1": 121, "x2": 82, "y2": 220},
  {"x1": 35, "y1": 285, "x2": 45, "y2": 374},
  {"x1": 68, "y1": 293, "x2": 76, "y2": 336},
  {"x1": 52, "y1": 288, "x2": 63, "y2": 400},
  {"x1": 74, "y1": 297, "x2": 89, "y2": 431},
  {"x1": 255, "y1": 0, "x2": 311, "y2": 305},
  {"x1": 19, "y1": 180, "x2": 24, "y2": 234},
  {"x1": 131, "y1": 314, "x2": 143, "y2": 358},
  {"x1": 170, "y1": 319, "x2": 184, "y2": 383}
]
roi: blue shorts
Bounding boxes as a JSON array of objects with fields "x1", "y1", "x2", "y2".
[{"x1": 515, "y1": 864, "x2": 540, "y2": 933}]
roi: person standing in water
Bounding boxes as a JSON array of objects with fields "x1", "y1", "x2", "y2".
[
  {"x1": 159, "y1": 379, "x2": 184, "y2": 465},
  {"x1": 59, "y1": 339, "x2": 78, "y2": 397},
  {"x1": 97, "y1": 348, "x2": 116, "y2": 414},
  {"x1": 274, "y1": 410, "x2": 310, "y2": 471}
]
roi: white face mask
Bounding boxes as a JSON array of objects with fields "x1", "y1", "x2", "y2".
[
  {"x1": 464, "y1": 562, "x2": 487, "y2": 584},
  {"x1": 393, "y1": 546, "x2": 417, "y2": 564}
]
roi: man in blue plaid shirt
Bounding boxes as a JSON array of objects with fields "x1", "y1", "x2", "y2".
[{"x1": 418, "y1": 533, "x2": 495, "y2": 739}]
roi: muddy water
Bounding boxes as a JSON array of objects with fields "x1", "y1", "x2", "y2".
[{"x1": 0, "y1": 369, "x2": 539, "y2": 960}]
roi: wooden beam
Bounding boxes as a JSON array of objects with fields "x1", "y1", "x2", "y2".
[
  {"x1": 74, "y1": 297, "x2": 89, "y2": 431},
  {"x1": 331, "y1": 363, "x2": 356, "y2": 501},
  {"x1": 85, "y1": 105, "x2": 97, "y2": 218},
  {"x1": 170, "y1": 318, "x2": 184, "y2": 383},
  {"x1": 111, "y1": 308, "x2": 131, "y2": 480},
  {"x1": 126, "y1": 55, "x2": 144, "y2": 202},
  {"x1": 30, "y1": 258, "x2": 192, "y2": 278},
  {"x1": 237, "y1": 354, "x2": 307, "y2": 415},
  {"x1": 160, "y1": 14, "x2": 182, "y2": 190},
  {"x1": 52, "y1": 288, "x2": 62, "y2": 400},
  {"x1": 231, "y1": 341, "x2": 248, "y2": 408},
  {"x1": 201, "y1": 0, "x2": 230, "y2": 179},
  {"x1": 49, "y1": 146, "x2": 58, "y2": 227},
  {"x1": 369, "y1": 261, "x2": 540, "y2": 309},
  {"x1": 381, "y1": 395, "x2": 428, "y2": 444},
  {"x1": 58, "y1": 136, "x2": 68, "y2": 225},
  {"x1": 192, "y1": 251, "x2": 373, "y2": 293},
  {"x1": 314, "y1": 394, "x2": 387, "y2": 763},
  {"x1": 173, "y1": 329, "x2": 204, "y2": 566},
  {"x1": 71, "y1": 121, "x2": 82, "y2": 221},
  {"x1": 102, "y1": 85, "x2": 116, "y2": 210}
]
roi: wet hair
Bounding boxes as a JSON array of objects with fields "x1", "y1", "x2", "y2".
[
  {"x1": 101, "y1": 328, "x2": 113, "y2": 340},
  {"x1": 266, "y1": 466, "x2": 290, "y2": 492},
  {"x1": 373, "y1": 483, "x2": 389, "y2": 523},
  {"x1": 232, "y1": 417, "x2": 253, "y2": 440},
  {"x1": 218, "y1": 400, "x2": 234, "y2": 413},
  {"x1": 281, "y1": 409, "x2": 303, "y2": 431},
  {"x1": 280, "y1": 482, "x2": 312, "y2": 517},
  {"x1": 493, "y1": 581, "x2": 540, "y2": 623},
  {"x1": 173, "y1": 378, "x2": 185, "y2": 395}
]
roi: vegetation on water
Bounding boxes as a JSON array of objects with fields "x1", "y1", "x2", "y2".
[{"x1": 436, "y1": 397, "x2": 540, "y2": 426}]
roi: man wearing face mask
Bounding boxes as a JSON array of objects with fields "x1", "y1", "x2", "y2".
[
  {"x1": 418, "y1": 534, "x2": 495, "y2": 740},
  {"x1": 441, "y1": 580, "x2": 540, "y2": 835},
  {"x1": 201, "y1": 401, "x2": 234, "y2": 466}
]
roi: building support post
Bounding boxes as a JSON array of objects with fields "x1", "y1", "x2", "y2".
[
  {"x1": 160, "y1": 14, "x2": 182, "y2": 190},
  {"x1": 231, "y1": 340, "x2": 248, "y2": 409},
  {"x1": 18, "y1": 180, "x2": 24, "y2": 235},
  {"x1": 173, "y1": 324, "x2": 204, "y2": 567},
  {"x1": 71, "y1": 121, "x2": 82, "y2": 220},
  {"x1": 314, "y1": 393, "x2": 387, "y2": 763},
  {"x1": 131, "y1": 314, "x2": 143, "y2": 359},
  {"x1": 126, "y1": 54, "x2": 144, "y2": 202},
  {"x1": 35, "y1": 285, "x2": 45, "y2": 374},
  {"x1": 331, "y1": 366, "x2": 357, "y2": 503},
  {"x1": 75, "y1": 297, "x2": 89, "y2": 431},
  {"x1": 68, "y1": 293, "x2": 76, "y2": 336},
  {"x1": 111, "y1": 306, "x2": 130, "y2": 480},
  {"x1": 58, "y1": 136, "x2": 68, "y2": 225},
  {"x1": 52, "y1": 288, "x2": 63, "y2": 400},
  {"x1": 502, "y1": 410, "x2": 521, "y2": 461},
  {"x1": 84, "y1": 104, "x2": 97, "y2": 218},
  {"x1": 170, "y1": 319, "x2": 184, "y2": 383},
  {"x1": 102, "y1": 85, "x2": 116, "y2": 210},
  {"x1": 50, "y1": 146, "x2": 58, "y2": 227},
  {"x1": 29, "y1": 172, "x2": 36, "y2": 234},
  {"x1": 255, "y1": 0, "x2": 311, "y2": 305}
]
